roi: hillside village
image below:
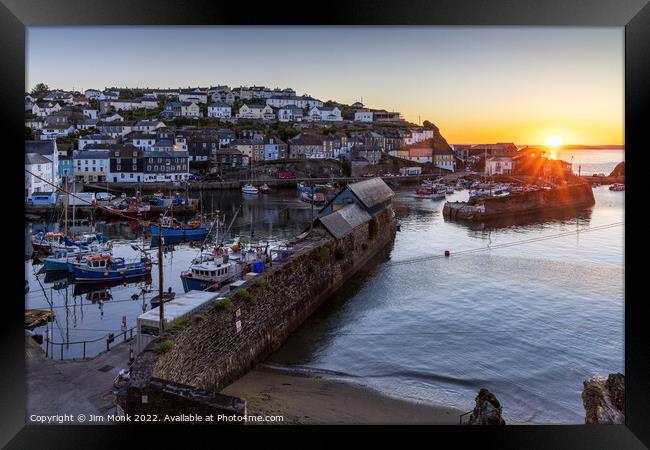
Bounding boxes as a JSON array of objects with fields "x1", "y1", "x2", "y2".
[{"x1": 25, "y1": 83, "x2": 531, "y2": 198}]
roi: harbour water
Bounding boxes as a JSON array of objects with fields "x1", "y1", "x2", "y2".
[
  {"x1": 25, "y1": 150, "x2": 624, "y2": 424},
  {"x1": 269, "y1": 184, "x2": 624, "y2": 424},
  {"x1": 552, "y1": 148, "x2": 624, "y2": 176}
]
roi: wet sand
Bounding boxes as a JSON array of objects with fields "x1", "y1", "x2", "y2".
[{"x1": 222, "y1": 364, "x2": 463, "y2": 425}]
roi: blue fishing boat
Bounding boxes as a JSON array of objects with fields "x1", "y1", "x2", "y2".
[
  {"x1": 71, "y1": 254, "x2": 152, "y2": 283},
  {"x1": 150, "y1": 216, "x2": 209, "y2": 246}
]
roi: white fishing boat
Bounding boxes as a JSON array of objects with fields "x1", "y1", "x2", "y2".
[
  {"x1": 241, "y1": 184, "x2": 259, "y2": 195},
  {"x1": 180, "y1": 254, "x2": 243, "y2": 292}
]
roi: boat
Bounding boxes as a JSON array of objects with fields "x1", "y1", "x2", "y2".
[
  {"x1": 413, "y1": 186, "x2": 446, "y2": 199},
  {"x1": 31, "y1": 232, "x2": 79, "y2": 255},
  {"x1": 150, "y1": 216, "x2": 210, "y2": 246},
  {"x1": 71, "y1": 253, "x2": 152, "y2": 283},
  {"x1": 259, "y1": 184, "x2": 272, "y2": 193},
  {"x1": 242, "y1": 184, "x2": 259, "y2": 195},
  {"x1": 180, "y1": 254, "x2": 243, "y2": 292},
  {"x1": 300, "y1": 191, "x2": 326, "y2": 205},
  {"x1": 106, "y1": 198, "x2": 151, "y2": 219},
  {"x1": 609, "y1": 183, "x2": 625, "y2": 191},
  {"x1": 43, "y1": 247, "x2": 91, "y2": 272},
  {"x1": 150, "y1": 289, "x2": 176, "y2": 308}
]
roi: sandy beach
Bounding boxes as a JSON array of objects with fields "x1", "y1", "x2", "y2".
[{"x1": 222, "y1": 364, "x2": 464, "y2": 425}]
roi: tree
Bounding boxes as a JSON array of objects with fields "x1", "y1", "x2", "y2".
[
  {"x1": 25, "y1": 127, "x2": 34, "y2": 140},
  {"x1": 30, "y1": 83, "x2": 49, "y2": 98},
  {"x1": 422, "y1": 120, "x2": 438, "y2": 131}
]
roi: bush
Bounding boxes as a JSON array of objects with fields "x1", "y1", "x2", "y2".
[
  {"x1": 167, "y1": 316, "x2": 189, "y2": 333},
  {"x1": 315, "y1": 246, "x2": 330, "y2": 263},
  {"x1": 256, "y1": 278, "x2": 270, "y2": 290},
  {"x1": 194, "y1": 313, "x2": 207, "y2": 323},
  {"x1": 154, "y1": 339, "x2": 174, "y2": 354},
  {"x1": 361, "y1": 242, "x2": 369, "y2": 250},
  {"x1": 235, "y1": 288, "x2": 255, "y2": 302},
  {"x1": 334, "y1": 246, "x2": 346, "y2": 260},
  {"x1": 213, "y1": 298, "x2": 233, "y2": 311},
  {"x1": 307, "y1": 264, "x2": 316, "y2": 274}
]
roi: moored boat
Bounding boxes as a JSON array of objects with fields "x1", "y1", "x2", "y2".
[
  {"x1": 150, "y1": 216, "x2": 210, "y2": 246},
  {"x1": 71, "y1": 253, "x2": 152, "y2": 283},
  {"x1": 242, "y1": 184, "x2": 259, "y2": 195},
  {"x1": 609, "y1": 183, "x2": 625, "y2": 191},
  {"x1": 259, "y1": 184, "x2": 272, "y2": 193},
  {"x1": 180, "y1": 255, "x2": 243, "y2": 292}
]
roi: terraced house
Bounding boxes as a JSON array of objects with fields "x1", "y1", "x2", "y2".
[{"x1": 142, "y1": 150, "x2": 190, "y2": 182}]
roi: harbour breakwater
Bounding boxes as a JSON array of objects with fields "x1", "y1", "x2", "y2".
[
  {"x1": 120, "y1": 200, "x2": 396, "y2": 414},
  {"x1": 442, "y1": 183, "x2": 595, "y2": 222}
]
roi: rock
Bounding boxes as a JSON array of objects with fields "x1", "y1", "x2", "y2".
[
  {"x1": 582, "y1": 373, "x2": 625, "y2": 424},
  {"x1": 465, "y1": 388, "x2": 506, "y2": 425},
  {"x1": 609, "y1": 162, "x2": 625, "y2": 178}
]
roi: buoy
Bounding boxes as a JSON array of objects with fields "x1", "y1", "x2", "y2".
[
  {"x1": 444, "y1": 250, "x2": 450, "y2": 257},
  {"x1": 104, "y1": 272, "x2": 109, "y2": 276}
]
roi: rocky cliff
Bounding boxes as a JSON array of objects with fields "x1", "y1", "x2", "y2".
[
  {"x1": 608, "y1": 161, "x2": 625, "y2": 178},
  {"x1": 464, "y1": 388, "x2": 506, "y2": 425},
  {"x1": 582, "y1": 373, "x2": 625, "y2": 424}
]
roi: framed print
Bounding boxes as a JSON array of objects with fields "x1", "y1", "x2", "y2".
[{"x1": 1, "y1": 0, "x2": 647, "y2": 447}]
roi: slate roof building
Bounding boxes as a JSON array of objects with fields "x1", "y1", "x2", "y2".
[{"x1": 314, "y1": 177, "x2": 394, "y2": 240}]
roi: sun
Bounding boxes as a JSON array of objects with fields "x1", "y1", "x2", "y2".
[{"x1": 544, "y1": 135, "x2": 563, "y2": 147}]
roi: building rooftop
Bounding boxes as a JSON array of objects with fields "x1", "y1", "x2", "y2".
[
  {"x1": 25, "y1": 153, "x2": 53, "y2": 165},
  {"x1": 25, "y1": 140, "x2": 56, "y2": 155},
  {"x1": 347, "y1": 177, "x2": 394, "y2": 209},
  {"x1": 317, "y1": 203, "x2": 372, "y2": 239}
]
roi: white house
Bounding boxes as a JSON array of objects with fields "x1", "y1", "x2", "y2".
[
  {"x1": 238, "y1": 104, "x2": 275, "y2": 120},
  {"x1": 32, "y1": 102, "x2": 62, "y2": 117},
  {"x1": 99, "y1": 90, "x2": 120, "y2": 100},
  {"x1": 277, "y1": 105, "x2": 304, "y2": 122},
  {"x1": 354, "y1": 110, "x2": 374, "y2": 122},
  {"x1": 43, "y1": 91, "x2": 73, "y2": 104},
  {"x1": 40, "y1": 124, "x2": 75, "y2": 140},
  {"x1": 308, "y1": 106, "x2": 342, "y2": 122},
  {"x1": 132, "y1": 119, "x2": 166, "y2": 133},
  {"x1": 84, "y1": 89, "x2": 102, "y2": 99},
  {"x1": 404, "y1": 128, "x2": 434, "y2": 145},
  {"x1": 266, "y1": 96, "x2": 323, "y2": 109},
  {"x1": 98, "y1": 112, "x2": 124, "y2": 122},
  {"x1": 26, "y1": 140, "x2": 59, "y2": 187},
  {"x1": 79, "y1": 134, "x2": 118, "y2": 150},
  {"x1": 82, "y1": 108, "x2": 98, "y2": 119},
  {"x1": 485, "y1": 156, "x2": 514, "y2": 176},
  {"x1": 179, "y1": 91, "x2": 208, "y2": 104},
  {"x1": 207, "y1": 102, "x2": 232, "y2": 119},
  {"x1": 126, "y1": 133, "x2": 157, "y2": 150},
  {"x1": 25, "y1": 153, "x2": 53, "y2": 199}
]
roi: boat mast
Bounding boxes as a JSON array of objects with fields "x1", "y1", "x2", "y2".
[
  {"x1": 157, "y1": 215, "x2": 164, "y2": 334},
  {"x1": 64, "y1": 183, "x2": 68, "y2": 237},
  {"x1": 72, "y1": 178, "x2": 76, "y2": 228}
]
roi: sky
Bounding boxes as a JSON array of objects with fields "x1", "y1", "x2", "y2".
[{"x1": 27, "y1": 26, "x2": 624, "y2": 145}]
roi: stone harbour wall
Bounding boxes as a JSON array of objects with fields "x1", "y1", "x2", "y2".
[
  {"x1": 443, "y1": 183, "x2": 595, "y2": 221},
  {"x1": 149, "y1": 206, "x2": 397, "y2": 392}
]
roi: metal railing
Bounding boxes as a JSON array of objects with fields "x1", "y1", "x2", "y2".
[{"x1": 44, "y1": 326, "x2": 137, "y2": 360}]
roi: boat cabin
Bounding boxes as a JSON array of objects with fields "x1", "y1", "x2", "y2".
[{"x1": 85, "y1": 254, "x2": 112, "y2": 269}]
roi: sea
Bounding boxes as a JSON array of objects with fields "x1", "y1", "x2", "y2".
[{"x1": 24, "y1": 148, "x2": 624, "y2": 424}]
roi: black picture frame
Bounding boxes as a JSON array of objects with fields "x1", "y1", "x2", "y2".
[{"x1": 2, "y1": 0, "x2": 647, "y2": 447}]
